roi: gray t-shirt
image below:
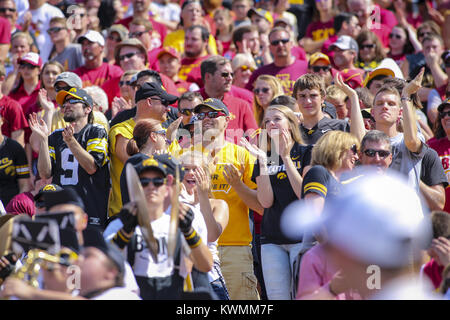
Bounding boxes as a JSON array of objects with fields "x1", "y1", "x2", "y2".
[
  {"x1": 50, "y1": 43, "x2": 85, "y2": 71},
  {"x1": 389, "y1": 132, "x2": 427, "y2": 191}
]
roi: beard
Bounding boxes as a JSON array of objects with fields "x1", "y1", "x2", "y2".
[{"x1": 63, "y1": 114, "x2": 77, "y2": 122}]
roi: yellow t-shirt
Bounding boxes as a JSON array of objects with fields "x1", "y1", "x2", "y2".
[
  {"x1": 108, "y1": 118, "x2": 136, "y2": 217},
  {"x1": 175, "y1": 142, "x2": 257, "y2": 246},
  {"x1": 50, "y1": 109, "x2": 110, "y2": 133},
  {"x1": 162, "y1": 29, "x2": 218, "y2": 56}
]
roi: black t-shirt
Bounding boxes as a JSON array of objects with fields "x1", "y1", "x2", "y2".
[
  {"x1": 109, "y1": 106, "x2": 178, "y2": 129},
  {"x1": 421, "y1": 147, "x2": 448, "y2": 188},
  {"x1": 0, "y1": 137, "x2": 29, "y2": 206},
  {"x1": 48, "y1": 124, "x2": 110, "y2": 228},
  {"x1": 251, "y1": 142, "x2": 313, "y2": 245},
  {"x1": 301, "y1": 165, "x2": 341, "y2": 200},
  {"x1": 300, "y1": 116, "x2": 350, "y2": 145}
]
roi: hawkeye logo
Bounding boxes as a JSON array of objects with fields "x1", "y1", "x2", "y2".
[
  {"x1": 43, "y1": 184, "x2": 57, "y2": 191},
  {"x1": 277, "y1": 172, "x2": 287, "y2": 180},
  {"x1": 0, "y1": 158, "x2": 13, "y2": 175},
  {"x1": 142, "y1": 157, "x2": 159, "y2": 167}
]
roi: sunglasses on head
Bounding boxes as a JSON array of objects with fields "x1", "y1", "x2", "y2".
[
  {"x1": 119, "y1": 80, "x2": 132, "y2": 87},
  {"x1": 440, "y1": 110, "x2": 450, "y2": 118},
  {"x1": 270, "y1": 38, "x2": 289, "y2": 46},
  {"x1": 220, "y1": 72, "x2": 234, "y2": 78},
  {"x1": 119, "y1": 52, "x2": 139, "y2": 61},
  {"x1": 179, "y1": 108, "x2": 193, "y2": 116},
  {"x1": 363, "y1": 149, "x2": 391, "y2": 158},
  {"x1": 0, "y1": 7, "x2": 15, "y2": 13},
  {"x1": 239, "y1": 65, "x2": 255, "y2": 72},
  {"x1": 360, "y1": 44, "x2": 375, "y2": 50},
  {"x1": 47, "y1": 26, "x2": 65, "y2": 34},
  {"x1": 140, "y1": 177, "x2": 166, "y2": 187},
  {"x1": 196, "y1": 111, "x2": 226, "y2": 120},
  {"x1": 253, "y1": 87, "x2": 270, "y2": 94},
  {"x1": 389, "y1": 33, "x2": 402, "y2": 39},
  {"x1": 312, "y1": 65, "x2": 330, "y2": 72}
]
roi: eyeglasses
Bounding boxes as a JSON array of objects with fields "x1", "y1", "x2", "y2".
[
  {"x1": 220, "y1": 72, "x2": 234, "y2": 78},
  {"x1": 179, "y1": 108, "x2": 193, "y2": 116},
  {"x1": 139, "y1": 177, "x2": 166, "y2": 188},
  {"x1": 196, "y1": 111, "x2": 227, "y2": 120},
  {"x1": 363, "y1": 149, "x2": 391, "y2": 158},
  {"x1": 270, "y1": 38, "x2": 290, "y2": 46},
  {"x1": 312, "y1": 65, "x2": 331, "y2": 72},
  {"x1": 239, "y1": 65, "x2": 255, "y2": 72},
  {"x1": 389, "y1": 33, "x2": 402, "y2": 39},
  {"x1": 107, "y1": 34, "x2": 121, "y2": 42},
  {"x1": 253, "y1": 87, "x2": 270, "y2": 94},
  {"x1": 439, "y1": 110, "x2": 450, "y2": 118},
  {"x1": 0, "y1": 7, "x2": 16, "y2": 13},
  {"x1": 119, "y1": 80, "x2": 132, "y2": 87},
  {"x1": 129, "y1": 31, "x2": 147, "y2": 38},
  {"x1": 119, "y1": 52, "x2": 139, "y2": 61},
  {"x1": 360, "y1": 44, "x2": 376, "y2": 50},
  {"x1": 350, "y1": 144, "x2": 358, "y2": 155},
  {"x1": 19, "y1": 62, "x2": 36, "y2": 69},
  {"x1": 47, "y1": 27, "x2": 65, "y2": 34}
]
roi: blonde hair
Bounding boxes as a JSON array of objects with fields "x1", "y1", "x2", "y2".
[
  {"x1": 231, "y1": 53, "x2": 256, "y2": 72},
  {"x1": 326, "y1": 85, "x2": 347, "y2": 101},
  {"x1": 311, "y1": 131, "x2": 359, "y2": 171},
  {"x1": 253, "y1": 75, "x2": 284, "y2": 126}
]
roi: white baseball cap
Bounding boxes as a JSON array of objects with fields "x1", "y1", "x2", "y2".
[{"x1": 78, "y1": 30, "x2": 105, "y2": 46}]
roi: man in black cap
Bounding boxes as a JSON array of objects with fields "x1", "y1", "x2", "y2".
[
  {"x1": 107, "y1": 81, "x2": 178, "y2": 218},
  {"x1": 29, "y1": 88, "x2": 110, "y2": 229}
]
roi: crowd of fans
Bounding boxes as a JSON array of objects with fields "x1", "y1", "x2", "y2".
[{"x1": 0, "y1": 0, "x2": 449, "y2": 300}]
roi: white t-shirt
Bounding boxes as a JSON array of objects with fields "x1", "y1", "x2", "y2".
[
  {"x1": 149, "y1": 2, "x2": 181, "y2": 23},
  {"x1": 91, "y1": 287, "x2": 142, "y2": 300}
]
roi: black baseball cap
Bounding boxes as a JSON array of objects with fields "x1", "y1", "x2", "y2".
[
  {"x1": 43, "y1": 187, "x2": 85, "y2": 211},
  {"x1": 437, "y1": 98, "x2": 450, "y2": 112},
  {"x1": 34, "y1": 184, "x2": 64, "y2": 203},
  {"x1": 56, "y1": 87, "x2": 94, "y2": 107},
  {"x1": 135, "y1": 153, "x2": 185, "y2": 180},
  {"x1": 134, "y1": 82, "x2": 178, "y2": 105},
  {"x1": 135, "y1": 155, "x2": 169, "y2": 177},
  {"x1": 194, "y1": 98, "x2": 230, "y2": 115}
]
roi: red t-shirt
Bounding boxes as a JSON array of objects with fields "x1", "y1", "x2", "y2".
[
  {"x1": 379, "y1": 5, "x2": 398, "y2": 30},
  {"x1": 230, "y1": 85, "x2": 253, "y2": 106},
  {"x1": 180, "y1": 55, "x2": 210, "y2": 87},
  {"x1": 115, "y1": 16, "x2": 168, "y2": 43},
  {"x1": 0, "y1": 95, "x2": 29, "y2": 137},
  {"x1": 246, "y1": 60, "x2": 309, "y2": 95},
  {"x1": 148, "y1": 47, "x2": 162, "y2": 72},
  {"x1": 427, "y1": 137, "x2": 450, "y2": 213},
  {"x1": 74, "y1": 63, "x2": 123, "y2": 88},
  {"x1": 388, "y1": 52, "x2": 407, "y2": 66},
  {"x1": 291, "y1": 46, "x2": 307, "y2": 61},
  {"x1": 305, "y1": 19, "x2": 335, "y2": 41},
  {"x1": 174, "y1": 79, "x2": 197, "y2": 95},
  {"x1": 0, "y1": 17, "x2": 11, "y2": 44},
  {"x1": 198, "y1": 88, "x2": 258, "y2": 143}
]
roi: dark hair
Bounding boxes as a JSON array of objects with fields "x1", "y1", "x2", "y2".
[
  {"x1": 433, "y1": 104, "x2": 448, "y2": 139},
  {"x1": 269, "y1": 95, "x2": 297, "y2": 111},
  {"x1": 366, "y1": 74, "x2": 389, "y2": 89},
  {"x1": 186, "y1": 25, "x2": 210, "y2": 42},
  {"x1": 126, "y1": 119, "x2": 163, "y2": 156},
  {"x1": 361, "y1": 130, "x2": 392, "y2": 153},
  {"x1": 136, "y1": 69, "x2": 162, "y2": 85},
  {"x1": 293, "y1": 73, "x2": 326, "y2": 99},
  {"x1": 180, "y1": 0, "x2": 202, "y2": 27},
  {"x1": 355, "y1": 87, "x2": 374, "y2": 109},
  {"x1": 356, "y1": 30, "x2": 386, "y2": 63},
  {"x1": 390, "y1": 25, "x2": 414, "y2": 55},
  {"x1": 178, "y1": 91, "x2": 203, "y2": 105},
  {"x1": 232, "y1": 25, "x2": 257, "y2": 47},
  {"x1": 430, "y1": 210, "x2": 450, "y2": 239},
  {"x1": 200, "y1": 55, "x2": 230, "y2": 81},
  {"x1": 98, "y1": 0, "x2": 118, "y2": 30},
  {"x1": 333, "y1": 12, "x2": 357, "y2": 33}
]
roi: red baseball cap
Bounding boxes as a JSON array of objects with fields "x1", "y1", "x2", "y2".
[
  {"x1": 339, "y1": 68, "x2": 364, "y2": 89},
  {"x1": 18, "y1": 52, "x2": 43, "y2": 68},
  {"x1": 157, "y1": 47, "x2": 180, "y2": 60}
]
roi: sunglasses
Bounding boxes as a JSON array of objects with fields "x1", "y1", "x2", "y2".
[
  {"x1": 0, "y1": 7, "x2": 16, "y2": 13},
  {"x1": 220, "y1": 72, "x2": 234, "y2": 78},
  {"x1": 445, "y1": 61, "x2": 450, "y2": 68},
  {"x1": 350, "y1": 144, "x2": 358, "y2": 155},
  {"x1": 119, "y1": 52, "x2": 139, "y2": 61},
  {"x1": 440, "y1": 110, "x2": 450, "y2": 118},
  {"x1": 107, "y1": 34, "x2": 121, "y2": 42},
  {"x1": 119, "y1": 80, "x2": 132, "y2": 87},
  {"x1": 253, "y1": 87, "x2": 270, "y2": 94},
  {"x1": 19, "y1": 62, "x2": 36, "y2": 69},
  {"x1": 140, "y1": 177, "x2": 166, "y2": 188},
  {"x1": 239, "y1": 65, "x2": 255, "y2": 72},
  {"x1": 360, "y1": 44, "x2": 376, "y2": 50},
  {"x1": 63, "y1": 98, "x2": 86, "y2": 106},
  {"x1": 312, "y1": 65, "x2": 331, "y2": 72},
  {"x1": 129, "y1": 31, "x2": 147, "y2": 38},
  {"x1": 196, "y1": 111, "x2": 227, "y2": 120},
  {"x1": 47, "y1": 26, "x2": 65, "y2": 34},
  {"x1": 389, "y1": 33, "x2": 402, "y2": 39},
  {"x1": 418, "y1": 31, "x2": 433, "y2": 38},
  {"x1": 179, "y1": 108, "x2": 193, "y2": 116},
  {"x1": 55, "y1": 84, "x2": 71, "y2": 92},
  {"x1": 363, "y1": 149, "x2": 391, "y2": 158},
  {"x1": 270, "y1": 38, "x2": 289, "y2": 46}
]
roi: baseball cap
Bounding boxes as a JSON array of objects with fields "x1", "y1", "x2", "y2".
[
  {"x1": 34, "y1": 184, "x2": 64, "y2": 203},
  {"x1": 43, "y1": 187, "x2": 85, "y2": 211},
  {"x1": 194, "y1": 98, "x2": 230, "y2": 116},
  {"x1": 309, "y1": 52, "x2": 331, "y2": 66},
  {"x1": 114, "y1": 38, "x2": 148, "y2": 66},
  {"x1": 78, "y1": 30, "x2": 105, "y2": 46},
  {"x1": 54, "y1": 72, "x2": 83, "y2": 88},
  {"x1": 362, "y1": 58, "x2": 403, "y2": 87},
  {"x1": 157, "y1": 47, "x2": 180, "y2": 60},
  {"x1": 108, "y1": 24, "x2": 129, "y2": 42},
  {"x1": 18, "y1": 52, "x2": 43, "y2": 68},
  {"x1": 274, "y1": 17, "x2": 290, "y2": 27},
  {"x1": 83, "y1": 228, "x2": 125, "y2": 274},
  {"x1": 134, "y1": 81, "x2": 178, "y2": 105},
  {"x1": 441, "y1": 50, "x2": 450, "y2": 63},
  {"x1": 154, "y1": 153, "x2": 185, "y2": 180},
  {"x1": 247, "y1": 8, "x2": 273, "y2": 25},
  {"x1": 135, "y1": 155, "x2": 169, "y2": 177},
  {"x1": 56, "y1": 87, "x2": 94, "y2": 107},
  {"x1": 437, "y1": 98, "x2": 450, "y2": 113},
  {"x1": 330, "y1": 35, "x2": 359, "y2": 54},
  {"x1": 339, "y1": 68, "x2": 364, "y2": 89}
]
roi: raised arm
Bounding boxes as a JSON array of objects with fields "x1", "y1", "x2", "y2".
[{"x1": 28, "y1": 113, "x2": 52, "y2": 179}]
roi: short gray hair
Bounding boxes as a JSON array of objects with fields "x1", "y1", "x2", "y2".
[{"x1": 84, "y1": 86, "x2": 109, "y2": 113}]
